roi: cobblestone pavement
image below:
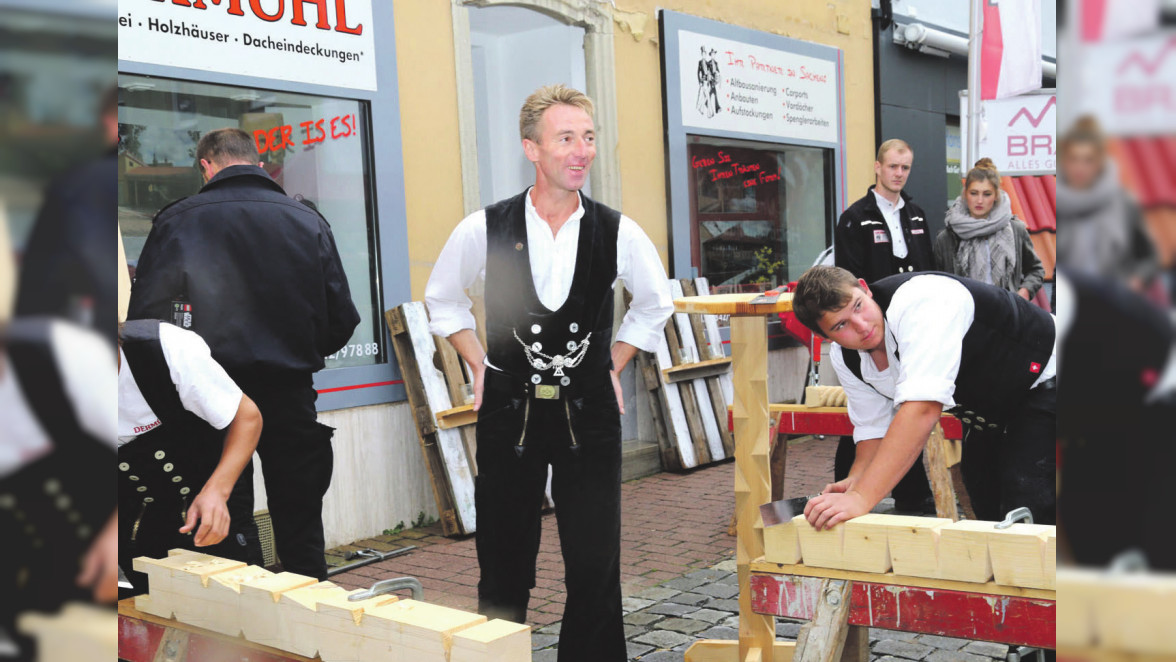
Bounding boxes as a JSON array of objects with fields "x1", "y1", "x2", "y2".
[{"x1": 532, "y1": 561, "x2": 1017, "y2": 662}]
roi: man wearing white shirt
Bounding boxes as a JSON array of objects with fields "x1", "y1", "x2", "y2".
[
  {"x1": 791, "y1": 266, "x2": 1056, "y2": 530},
  {"x1": 425, "y1": 85, "x2": 672, "y2": 662}
]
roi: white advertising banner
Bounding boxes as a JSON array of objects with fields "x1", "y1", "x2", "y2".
[
  {"x1": 960, "y1": 91, "x2": 1056, "y2": 175},
  {"x1": 677, "y1": 29, "x2": 839, "y2": 144},
  {"x1": 1079, "y1": 31, "x2": 1176, "y2": 136},
  {"x1": 118, "y1": 0, "x2": 377, "y2": 91}
]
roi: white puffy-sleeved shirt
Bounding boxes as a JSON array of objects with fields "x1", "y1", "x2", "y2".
[
  {"x1": 118, "y1": 322, "x2": 242, "y2": 446},
  {"x1": 831, "y1": 275, "x2": 1057, "y2": 443},
  {"x1": 425, "y1": 189, "x2": 674, "y2": 353},
  {"x1": 0, "y1": 321, "x2": 117, "y2": 478}
]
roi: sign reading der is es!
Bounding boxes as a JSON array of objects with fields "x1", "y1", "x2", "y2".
[
  {"x1": 960, "y1": 90, "x2": 1056, "y2": 175},
  {"x1": 118, "y1": 0, "x2": 377, "y2": 92}
]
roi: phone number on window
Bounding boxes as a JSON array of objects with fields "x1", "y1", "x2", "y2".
[{"x1": 327, "y1": 343, "x2": 379, "y2": 360}]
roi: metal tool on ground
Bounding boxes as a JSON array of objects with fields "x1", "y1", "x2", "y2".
[{"x1": 326, "y1": 545, "x2": 416, "y2": 577}]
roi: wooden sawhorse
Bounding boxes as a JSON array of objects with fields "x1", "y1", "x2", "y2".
[{"x1": 747, "y1": 563, "x2": 1055, "y2": 661}]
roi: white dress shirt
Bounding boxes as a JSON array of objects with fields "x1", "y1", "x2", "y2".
[
  {"x1": 831, "y1": 275, "x2": 1057, "y2": 442},
  {"x1": 0, "y1": 322, "x2": 116, "y2": 478},
  {"x1": 118, "y1": 322, "x2": 243, "y2": 446},
  {"x1": 425, "y1": 189, "x2": 674, "y2": 353},
  {"x1": 872, "y1": 189, "x2": 909, "y2": 259}
]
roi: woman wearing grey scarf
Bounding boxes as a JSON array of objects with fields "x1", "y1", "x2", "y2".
[
  {"x1": 1056, "y1": 118, "x2": 1157, "y2": 286},
  {"x1": 934, "y1": 158, "x2": 1044, "y2": 299}
]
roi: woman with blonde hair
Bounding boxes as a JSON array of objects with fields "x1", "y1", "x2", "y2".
[{"x1": 934, "y1": 158, "x2": 1044, "y2": 300}]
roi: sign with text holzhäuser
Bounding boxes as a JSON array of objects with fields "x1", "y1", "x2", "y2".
[
  {"x1": 677, "y1": 29, "x2": 838, "y2": 144},
  {"x1": 960, "y1": 90, "x2": 1056, "y2": 176},
  {"x1": 118, "y1": 0, "x2": 377, "y2": 92}
]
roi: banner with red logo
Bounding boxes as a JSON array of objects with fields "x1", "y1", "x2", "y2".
[
  {"x1": 960, "y1": 90, "x2": 1056, "y2": 175},
  {"x1": 1081, "y1": 0, "x2": 1160, "y2": 42},
  {"x1": 980, "y1": 0, "x2": 1043, "y2": 100},
  {"x1": 1078, "y1": 32, "x2": 1176, "y2": 136},
  {"x1": 118, "y1": 0, "x2": 377, "y2": 91}
]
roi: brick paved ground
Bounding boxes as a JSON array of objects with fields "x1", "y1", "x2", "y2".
[
  {"x1": 328, "y1": 435, "x2": 837, "y2": 626},
  {"x1": 327, "y1": 435, "x2": 1026, "y2": 660}
]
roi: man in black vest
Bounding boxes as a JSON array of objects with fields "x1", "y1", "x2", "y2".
[
  {"x1": 832, "y1": 139, "x2": 936, "y2": 512},
  {"x1": 791, "y1": 266, "x2": 1056, "y2": 529},
  {"x1": 425, "y1": 85, "x2": 673, "y2": 662}
]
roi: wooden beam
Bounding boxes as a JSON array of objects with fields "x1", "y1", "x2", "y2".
[
  {"x1": 435, "y1": 404, "x2": 477, "y2": 430},
  {"x1": 661, "y1": 357, "x2": 734, "y2": 383},
  {"x1": 794, "y1": 579, "x2": 852, "y2": 662},
  {"x1": 684, "y1": 640, "x2": 797, "y2": 662},
  {"x1": 923, "y1": 424, "x2": 960, "y2": 521}
]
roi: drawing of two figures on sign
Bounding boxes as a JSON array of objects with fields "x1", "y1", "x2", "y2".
[{"x1": 696, "y1": 45, "x2": 722, "y2": 118}]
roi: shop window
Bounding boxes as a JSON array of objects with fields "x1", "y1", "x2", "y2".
[
  {"x1": 687, "y1": 136, "x2": 833, "y2": 291},
  {"x1": 946, "y1": 119, "x2": 962, "y2": 210},
  {"x1": 117, "y1": 74, "x2": 382, "y2": 369}
]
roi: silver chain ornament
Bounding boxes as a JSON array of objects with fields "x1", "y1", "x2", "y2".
[{"x1": 514, "y1": 329, "x2": 592, "y2": 376}]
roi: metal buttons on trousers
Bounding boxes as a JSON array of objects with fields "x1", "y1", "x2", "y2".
[
  {"x1": 532, "y1": 342, "x2": 542, "y2": 352},
  {"x1": 180, "y1": 487, "x2": 191, "y2": 496},
  {"x1": 163, "y1": 463, "x2": 174, "y2": 472},
  {"x1": 119, "y1": 462, "x2": 130, "y2": 471},
  {"x1": 531, "y1": 324, "x2": 542, "y2": 334},
  {"x1": 143, "y1": 497, "x2": 154, "y2": 503},
  {"x1": 137, "y1": 486, "x2": 148, "y2": 493},
  {"x1": 129, "y1": 475, "x2": 140, "y2": 481},
  {"x1": 55, "y1": 495, "x2": 70, "y2": 510},
  {"x1": 531, "y1": 374, "x2": 542, "y2": 384},
  {"x1": 154, "y1": 450, "x2": 166, "y2": 460},
  {"x1": 569, "y1": 323, "x2": 579, "y2": 333},
  {"x1": 560, "y1": 376, "x2": 571, "y2": 386},
  {"x1": 566, "y1": 341, "x2": 577, "y2": 351},
  {"x1": 172, "y1": 476, "x2": 183, "y2": 483},
  {"x1": 43, "y1": 479, "x2": 60, "y2": 495},
  {"x1": 0, "y1": 495, "x2": 14, "y2": 509}
]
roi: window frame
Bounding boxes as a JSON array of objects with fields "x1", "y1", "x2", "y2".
[
  {"x1": 659, "y1": 10, "x2": 848, "y2": 279},
  {"x1": 116, "y1": 2, "x2": 410, "y2": 411}
]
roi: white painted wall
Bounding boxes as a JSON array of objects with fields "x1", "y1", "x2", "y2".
[
  {"x1": 252, "y1": 401, "x2": 437, "y2": 549},
  {"x1": 468, "y1": 5, "x2": 588, "y2": 206}
]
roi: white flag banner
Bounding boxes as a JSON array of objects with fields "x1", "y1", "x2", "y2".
[
  {"x1": 981, "y1": 0, "x2": 1043, "y2": 100},
  {"x1": 1082, "y1": 0, "x2": 1161, "y2": 42}
]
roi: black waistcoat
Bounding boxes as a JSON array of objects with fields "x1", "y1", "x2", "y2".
[
  {"x1": 118, "y1": 320, "x2": 221, "y2": 510},
  {"x1": 484, "y1": 190, "x2": 619, "y2": 392},
  {"x1": 842, "y1": 272, "x2": 1056, "y2": 427}
]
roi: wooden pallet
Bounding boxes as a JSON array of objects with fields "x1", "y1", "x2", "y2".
[
  {"x1": 125, "y1": 550, "x2": 531, "y2": 662},
  {"x1": 638, "y1": 278, "x2": 736, "y2": 471},
  {"x1": 387, "y1": 303, "x2": 477, "y2": 536}
]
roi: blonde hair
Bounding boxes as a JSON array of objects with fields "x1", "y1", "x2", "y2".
[
  {"x1": 876, "y1": 138, "x2": 912, "y2": 163},
  {"x1": 518, "y1": 84, "x2": 595, "y2": 142},
  {"x1": 965, "y1": 157, "x2": 1002, "y2": 192}
]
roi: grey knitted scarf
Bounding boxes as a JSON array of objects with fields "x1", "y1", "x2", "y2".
[
  {"x1": 945, "y1": 192, "x2": 1017, "y2": 291},
  {"x1": 1056, "y1": 161, "x2": 1129, "y2": 276}
]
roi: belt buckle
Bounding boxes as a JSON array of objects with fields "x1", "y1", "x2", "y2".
[{"x1": 535, "y1": 384, "x2": 560, "y2": 400}]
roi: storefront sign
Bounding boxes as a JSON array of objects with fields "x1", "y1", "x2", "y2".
[
  {"x1": 676, "y1": 29, "x2": 838, "y2": 144},
  {"x1": 1079, "y1": 31, "x2": 1176, "y2": 136},
  {"x1": 960, "y1": 90, "x2": 1056, "y2": 175},
  {"x1": 118, "y1": 0, "x2": 377, "y2": 91}
]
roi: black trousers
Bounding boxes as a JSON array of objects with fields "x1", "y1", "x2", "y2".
[
  {"x1": 959, "y1": 385, "x2": 1057, "y2": 525},
  {"x1": 475, "y1": 371, "x2": 625, "y2": 662},
  {"x1": 236, "y1": 374, "x2": 335, "y2": 581},
  {"x1": 118, "y1": 460, "x2": 264, "y2": 598},
  {"x1": 834, "y1": 436, "x2": 932, "y2": 509}
]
